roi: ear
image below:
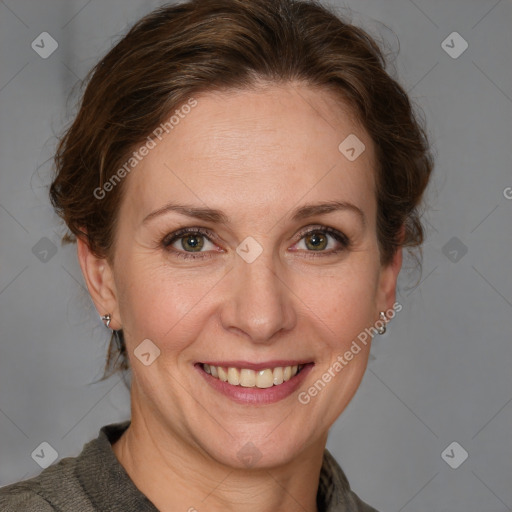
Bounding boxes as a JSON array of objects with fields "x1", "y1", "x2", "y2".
[
  {"x1": 76, "y1": 231, "x2": 121, "y2": 330},
  {"x1": 376, "y1": 226, "x2": 404, "y2": 313}
]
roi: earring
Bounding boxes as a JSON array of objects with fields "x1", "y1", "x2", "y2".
[
  {"x1": 376, "y1": 311, "x2": 387, "y2": 335},
  {"x1": 101, "y1": 313, "x2": 112, "y2": 329}
]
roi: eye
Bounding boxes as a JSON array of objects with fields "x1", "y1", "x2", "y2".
[
  {"x1": 162, "y1": 227, "x2": 219, "y2": 260},
  {"x1": 161, "y1": 225, "x2": 350, "y2": 261},
  {"x1": 291, "y1": 225, "x2": 350, "y2": 257}
]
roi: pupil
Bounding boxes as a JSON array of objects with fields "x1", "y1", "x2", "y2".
[
  {"x1": 307, "y1": 232, "x2": 326, "y2": 251},
  {"x1": 183, "y1": 235, "x2": 203, "y2": 251}
]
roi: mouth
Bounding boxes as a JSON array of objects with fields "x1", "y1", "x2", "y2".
[
  {"x1": 195, "y1": 361, "x2": 314, "y2": 405},
  {"x1": 200, "y1": 362, "x2": 309, "y2": 388}
]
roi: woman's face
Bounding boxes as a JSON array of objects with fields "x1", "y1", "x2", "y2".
[{"x1": 83, "y1": 83, "x2": 401, "y2": 469}]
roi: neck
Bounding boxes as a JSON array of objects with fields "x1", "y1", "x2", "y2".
[{"x1": 112, "y1": 388, "x2": 326, "y2": 512}]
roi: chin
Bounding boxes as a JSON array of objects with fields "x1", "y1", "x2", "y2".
[{"x1": 199, "y1": 427, "x2": 313, "y2": 471}]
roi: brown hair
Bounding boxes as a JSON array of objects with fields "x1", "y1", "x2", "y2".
[{"x1": 49, "y1": 0, "x2": 434, "y2": 380}]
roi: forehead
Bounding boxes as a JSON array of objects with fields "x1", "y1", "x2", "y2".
[{"x1": 120, "y1": 83, "x2": 377, "y2": 226}]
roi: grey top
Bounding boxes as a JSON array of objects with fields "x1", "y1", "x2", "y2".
[{"x1": 0, "y1": 421, "x2": 379, "y2": 511}]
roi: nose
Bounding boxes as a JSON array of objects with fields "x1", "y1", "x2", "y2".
[{"x1": 220, "y1": 249, "x2": 297, "y2": 343}]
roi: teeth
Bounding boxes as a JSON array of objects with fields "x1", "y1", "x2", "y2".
[
  {"x1": 240, "y1": 369, "x2": 256, "y2": 387},
  {"x1": 227, "y1": 367, "x2": 240, "y2": 386},
  {"x1": 273, "y1": 366, "x2": 284, "y2": 385},
  {"x1": 256, "y1": 369, "x2": 274, "y2": 388},
  {"x1": 217, "y1": 366, "x2": 228, "y2": 382},
  {"x1": 203, "y1": 364, "x2": 304, "y2": 388}
]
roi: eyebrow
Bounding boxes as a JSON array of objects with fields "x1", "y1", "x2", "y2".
[{"x1": 142, "y1": 200, "x2": 366, "y2": 227}]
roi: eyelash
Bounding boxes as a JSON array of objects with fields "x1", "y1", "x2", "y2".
[{"x1": 161, "y1": 225, "x2": 350, "y2": 261}]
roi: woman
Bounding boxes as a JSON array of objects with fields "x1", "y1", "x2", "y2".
[{"x1": 0, "y1": 0, "x2": 433, "y2": 510}]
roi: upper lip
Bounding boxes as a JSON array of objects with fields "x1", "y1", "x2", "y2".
[{"x1": 199, "y1": 360, "x2": 313, "y2": 371}]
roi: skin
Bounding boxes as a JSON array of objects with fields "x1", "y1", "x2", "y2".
[{"x1": 77, "y1": 82, "x2": 402, "y2": 512}]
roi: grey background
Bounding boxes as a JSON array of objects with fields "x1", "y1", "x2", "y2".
[{"x1": 0, "y1": 0, "x2": 511, "y2": 510}]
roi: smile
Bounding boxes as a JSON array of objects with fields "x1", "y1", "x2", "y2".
[
  {"x1": 196, "y1": 361, "x2": 314, "y2": 405},
  {"x1": 202, "y1": 363, "x2": 304, "y2": 388}
]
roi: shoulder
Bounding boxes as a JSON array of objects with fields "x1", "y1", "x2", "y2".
[
  {"x1": 0, "y1": 456, "x2": 81, "y2": 511},
  {"x1": 347, "y1": 490, "x2": 380, "y2": 512},
  {"x1": 320, "y1": 449, "x2": 380, "y2": 512},
  {"x1": 0, "y1": 421, "x2": 131, "y2": 512},
  {"x1": 0, "y1": 481, "x2": 54, "y2": 511}
]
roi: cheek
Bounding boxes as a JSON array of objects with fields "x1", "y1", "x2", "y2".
[
  {"x1": 116, "y1": 257, "x2": 221, "y2": 349},
  {"x1": 294, "y1": 260, "x2": 380, "y2": 340}
]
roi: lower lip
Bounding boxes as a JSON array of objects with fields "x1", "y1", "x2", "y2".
[{"x1": 195, "y1": 363, "x2": 314, "y2": 405}]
